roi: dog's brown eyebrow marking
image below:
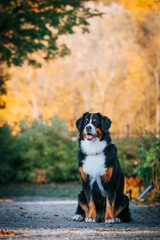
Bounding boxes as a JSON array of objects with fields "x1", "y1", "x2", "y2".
[
  {"x1": 86, "y1": 118, "x2": 89, "y2": 121},
  {"x1": 93, "y1": 119, "x2": 96, "y2": 122}
]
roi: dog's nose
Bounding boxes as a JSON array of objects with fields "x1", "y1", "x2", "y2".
[{"x1": 86, "y1": 125, "x2": 92, "y2": 131}]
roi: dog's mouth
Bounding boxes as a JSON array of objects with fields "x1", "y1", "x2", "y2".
[{"x1": 86, "y1": 133, "x2": 97, "y2": 140}]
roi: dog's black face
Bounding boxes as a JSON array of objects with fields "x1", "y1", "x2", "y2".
[{"x1": 76, "y1": 112, "x2": 112, "y2": 141}]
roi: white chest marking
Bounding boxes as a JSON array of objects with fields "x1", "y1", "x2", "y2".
[
  {"x1": 80, "y1": 138, "x2": 107, "y2": 197},
  {"x1": 83, "y1": 154, "x2": 106, "y2": 178},
  {"x1": 83, "y1": 153, "x2": 107, "y2": 197},
  {"x1": 81, "y1": 138, "x2": 107, "y2": 155}
]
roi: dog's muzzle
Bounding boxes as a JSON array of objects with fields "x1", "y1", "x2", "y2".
[{"x1": 84, "y1": 124, "x2": 97, "y2": 140}]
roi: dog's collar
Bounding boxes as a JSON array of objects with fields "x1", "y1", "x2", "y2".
[{"x1": 85, "y1": 151, "x2": 103, "y2": 156}]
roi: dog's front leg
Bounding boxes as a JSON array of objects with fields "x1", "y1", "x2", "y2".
[
  {"x1": 105, "y1": 194, "x2": 115, "y2": 223},
  {"x1": 105, "y1": 190, "x2": 120, "y2": 223},
  {"x1": 85, "y1": 196, "x2": 96, "y2": 223}
]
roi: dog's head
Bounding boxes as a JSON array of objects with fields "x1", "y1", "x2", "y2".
[{"x1": 76, "y1": 112, "x2": 112, "y2": 141}]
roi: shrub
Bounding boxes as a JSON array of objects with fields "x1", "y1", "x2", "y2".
[
  {"x1": 135, "y1": 134, "x2": 160, "y2": 191},
  {"x1": 0, "y1": 117, "x2": 79, "y2": 183},
  {"x1": 0, "y1": 124, "x2": 20, "y2": 182},
  {"x1": 113, "y1": 138, "x2": 140, "y2": 178}
]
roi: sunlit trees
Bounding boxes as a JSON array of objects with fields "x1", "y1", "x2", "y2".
[
  {"x1": 0, "y1": 0, "x2": 100, "y2": 67},
  {"x1": 0, "y1": 0, "x2": 159, "y2": 135},
  {"x1": 0, "y1": 0, "x2": 101, "y2": 108},
  {"x1": 135, "y1": 13, "x2": 160, "y2": 137}
]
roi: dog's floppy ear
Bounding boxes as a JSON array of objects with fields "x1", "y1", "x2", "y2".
[
  {"x1": 101, "y1": 115, "x2": 112, "y2": 132},
  {"x1": 76, "y1": 117, "x2": 83, "y2": 132},
  {"x1": 76, "y1": 112, "x2": 89, "y2": 132}
]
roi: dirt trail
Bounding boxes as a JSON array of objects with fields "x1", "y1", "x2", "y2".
[{"x1": 0, "y1": 197, "x2": 160, "y2": 239}]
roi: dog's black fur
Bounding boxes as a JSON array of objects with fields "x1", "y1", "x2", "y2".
[{"x1": 74, "y1": 112, "x2": 130, "y2": 223}]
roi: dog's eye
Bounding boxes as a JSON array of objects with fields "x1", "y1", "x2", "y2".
[{"x1": 93, "y1": 119, "x2": 96, "y2": 122}]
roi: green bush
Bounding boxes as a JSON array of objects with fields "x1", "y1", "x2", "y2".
[
  {"x1": 3, "y1": 120, "x2": 157, "y2": 185},
  {"x1": 0, "y1": 117, "x2": 79, "y2": 183},
  {"x1": 134, "y1": 134, "x2": 160, "y2": 190},
  {"x1": 0, "y1": 124, "x2": 20, "y2": 182},
  {"x1": 113, "y1": 138, "x2": 140, "y2": 178}
]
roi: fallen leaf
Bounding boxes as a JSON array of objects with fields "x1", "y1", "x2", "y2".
[
  {"x1": 0, "y1": 199, "x2": 12, "y2": 202},
  {"x1": 111, "y1": 232, "x2": 118, "y2": 236},
  {"x1": 149, "y1": 203, "x2": 160, "y2": 208},
  {"x1": 53, "y1": 214, "x2": 58, "y2": 217},
  {"x1": 95, "y1": 233, "x2": 102, "y2": 236},
  {"x1": 0, "y1": 229, "x2": 20, "y2": 235},
  {"x1": 50, "y1": 220, "x2": 55, "y2": 223},
  {"x1": 6, "y1": 231, "x2": 15, "y2": 235},
  {"x1": 0, "y1": 229, "x2": 5, "y2": 235},
  {"x1": 58, "y1": 231, "x2": 71, "y2": 236},
  {"x1": 50, "y1": 226, "x2": 60, "y2": 229}
]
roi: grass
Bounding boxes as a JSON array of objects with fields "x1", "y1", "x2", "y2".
[{"x1": 0, "y1": 182, "x2": 81, "y2": 198}]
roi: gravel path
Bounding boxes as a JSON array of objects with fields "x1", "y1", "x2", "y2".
[{"x1": 0, "y1": 197, "x2": 160, "y2": 239}]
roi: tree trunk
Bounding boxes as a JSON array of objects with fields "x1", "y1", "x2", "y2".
[{"x1": 154, "y1": 70, "x2": 160, "y2": 137}]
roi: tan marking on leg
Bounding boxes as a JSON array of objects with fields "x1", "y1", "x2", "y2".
[
  {"x1": 79, "y1": 200, "x2": 88, "y2": 217},
  {"x1": 88, "y1": 197, "x2": 96, "y2": 220},
  {"x1": 105, "y1": 197, "x2": 115, "y2": 221},
  {"x1": 79, "y1": 167, "x2": 87, "y2": 182},
  {"x1": 103, "y1": 168, "x2": 113, "y2": 182}
]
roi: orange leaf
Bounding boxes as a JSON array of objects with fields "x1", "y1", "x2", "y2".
[
  {"x1": 0, "y1": 229, "x2": 5, "y2": 235},
  {"x1": 0, "y1": 230, "x2": 20, "y2": 235},
  {"x1": 111, "y1": 232, "x2": 118, "y2": 236}
]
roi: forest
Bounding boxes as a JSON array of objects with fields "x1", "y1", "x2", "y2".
[{"x1": 0, "y1": 0, "x2": 159, "y2": 200}]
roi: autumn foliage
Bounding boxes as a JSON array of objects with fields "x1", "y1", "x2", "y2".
[
  {"x1": 0, "y1": 0, "x2": 159, "y2": 136},
  {"x1": 124, "y1": 176, "x2": 143, "y2": 200}
]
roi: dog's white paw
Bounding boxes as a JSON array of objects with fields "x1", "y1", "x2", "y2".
[
  {"x1": 105, "y1": 219, "x2": 115, "y2": 224},
  {"x1": 72, "y1": 214, "x2": 83, "y2": 222},
  {"x1": 85, "y1": 217, "x2": 96, "y2": 223},
  {"x1": 115, "y1": 217, "x2": 121, "y2": 223}
]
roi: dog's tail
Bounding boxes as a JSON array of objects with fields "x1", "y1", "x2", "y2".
[
  {"x1": 117, "y1": 204, "x2": 131, "y2": 222},
  {"x1": 115, "y1": 193, "x2": 131, "y2": 222}
]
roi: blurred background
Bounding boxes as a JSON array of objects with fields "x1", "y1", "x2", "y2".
[{"x1": 0, "y1": 0, "x2": 159, "y2": 201}]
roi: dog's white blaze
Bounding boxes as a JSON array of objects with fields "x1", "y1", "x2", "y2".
[{"x1": 89, "y1": 113, "x2": 93, "y2": 124}]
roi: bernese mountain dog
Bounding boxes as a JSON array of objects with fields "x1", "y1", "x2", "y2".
[{"x1": 72, "y1": 112, "x2": 130, "y2": 223}]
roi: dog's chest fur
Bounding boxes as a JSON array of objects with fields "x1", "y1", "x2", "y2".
[
  {"x1": 80, "y1": 139, "x2": 107, "y2": 196},
  {"x1": 83, "y1": 154, "x2": 106, "y2": 178}
]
